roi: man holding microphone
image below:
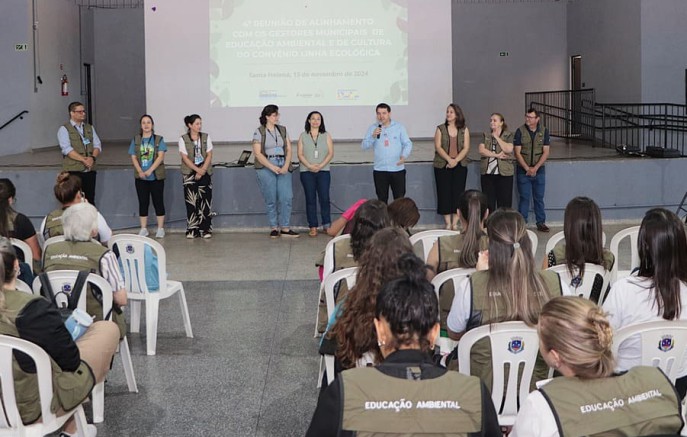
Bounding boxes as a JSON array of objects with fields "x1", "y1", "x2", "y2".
[{"x1": 361, "y1": 103, "x2": 413, "y2": 203}]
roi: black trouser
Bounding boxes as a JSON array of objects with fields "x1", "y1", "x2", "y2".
[
  {"x1": 135, "y1": 178, "x2": 166, "y2": 217},
  {"x1": 434, "y1": 166, "x2": 467, "y2": 215},
  {"x1": 480, "y1": 174, "x2": 513, "y2": 213},
  {"x1": 70, "y1": 171, "x2": 97, "y2": 206},
  {"x1": 373, "y1": 169, "x2": 406, "y2": 204}
]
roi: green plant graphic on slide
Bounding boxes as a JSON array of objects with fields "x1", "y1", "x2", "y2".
[{"x1": 209, "y1": 0, "x2": 408, "y2": 107}]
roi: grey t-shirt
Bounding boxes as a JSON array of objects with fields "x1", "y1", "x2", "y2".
[{"x1": 253, "y1": 127, "x2": 285, "y2": 156}]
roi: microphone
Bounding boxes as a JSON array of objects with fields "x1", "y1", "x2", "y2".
[{"x1": 376, "y1": 123, "x2": 382, "y2": 139}]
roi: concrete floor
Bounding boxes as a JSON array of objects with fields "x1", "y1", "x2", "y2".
[{"x1": 86, "y1": 221, "x2": 639, "y2": 436}]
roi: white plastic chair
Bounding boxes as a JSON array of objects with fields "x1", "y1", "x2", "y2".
[
  {"x1": 32, "y1": 270, "x2": 138, "y2": 424},
  {"x1": 10, "y1": 238, "x2": 33, "y2": 273},
  {"x1": 609, "y1": 226, "x2": 640, "y2": 284},
  {"x1": 544, "y1": 231, "x2": 607, "y2": 257},
  {"x1": 317, "y1": 267, "x2": 358, "y2": 388},
  {"x1": 457, "y1": 321, "x2": 540, "y2": 426},
  {"x1": 42, "y1": 235, "x2": 66, "y2": 251},
  {"x1": 14, "y1": 279, "x2": 32, "y2": 295},
  {"x1": 612, "y1": 320, "x2": 687, "y2": 384},
  {"x1": 525, "y1": 230, "x2": 538, "y2": 258},
  {"x1": 0, "y1": 335, "x2": 90, "y2": 437},
  {"x1": 109, "y1": 234, "x2": 193, "y2": 356},
  {"x1": 547, "y1": 263, "x2": 610, "y2": 302},
  {"x1": 409, "y1": 229, "x2": 459, "y2": 262},
  {"x1": 430, "y1": 267, "x2": 476, "y2": 354},
  {"x1": 322, "y1": 234, "x2": 352, "y2": 281}
]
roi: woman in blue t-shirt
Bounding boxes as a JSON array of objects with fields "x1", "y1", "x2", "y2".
[{"x1": 129, "y1": 114, "x2": 167, "y2": 239}]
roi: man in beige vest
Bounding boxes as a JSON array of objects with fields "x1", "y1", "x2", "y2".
[{"x1": 57, "y1": 102, "x2": 101, "y2": 205}]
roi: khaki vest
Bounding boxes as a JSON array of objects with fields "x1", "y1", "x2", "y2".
[
  {"x1": 180, "y1": 133, "x2": 212, "y2": 176},
  {"x1": 44, "y1": 208, "x2": 65, "y2": 240},
  {"x1": 517, "y1": 124, "x2": 546, "y2": 167},
  {"x1": 540, "y1": 367, "x2": 683, "y2": 437},
  {"x1": 43, "y1": 241, "x2": 126, "y2": 338},
  {"x1": 133, "y1": 134, "x2": 166, "y2": 180},
  {"x1": 551, "y1": 242, "x2": 616, "y2": 272},
  {"x1": 62, "y1": 122, "x2": 97, "y2": 172},
  {"x1": 468, "y1": 270, "x2": 562, "y2": 392},
  {"x1": 341, "y1": 367, "x2": 483, "y2": 436},
  {"x1": 479, "y1": 131, "x2": 514, "y2": 176},
  {"x1": 0, "y1": 289, "x2": 95, "y2": 425},
  {"x1": 254, "y1": 125, "x2": 288, "y2": 169},
  {"x1": 433, "y1": 124, "x2": 468, "y2": 168}
]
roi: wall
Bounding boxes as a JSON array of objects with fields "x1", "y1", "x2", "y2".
[
  {"x1": 0, "y1": 1, "x2": 32, "y2": 155},
  {"x1": 92, "y1": 7, "x2": 146, "y2": 140},
  {"x1": 452, "y1": 1, "x2": 568, "y2": 132},
  {"x1": 567, "y1": 0, "x2": 642, "y2": 103},
  {"x1": 640, "y1": 0, "x2": 687, "y2": 104}
]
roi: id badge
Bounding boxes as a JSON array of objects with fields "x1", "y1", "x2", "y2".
[
  {"x1": 194, "y1": 155, "x2": 204, "y2": 165},
  {"x1": 384, "y1": 139, "x2": 389, "y2": 147},
  {"x1": 313, "y1": 149, "x2": 319, "y2": 159},
  {"x1": 83, "y1": 138, "x2": 91, "y2": 146}
]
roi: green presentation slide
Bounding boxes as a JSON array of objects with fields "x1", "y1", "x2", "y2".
[{"x1": 209, "y1": 0, "x2": 408, "y2": 108}]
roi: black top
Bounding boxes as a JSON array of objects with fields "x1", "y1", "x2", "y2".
[
  {"x1": 307, "y1": 349, "x2": 501, "y2": 437},
  {"x1": 10, "y1": 213, "x2": 37, "y2": 241}
]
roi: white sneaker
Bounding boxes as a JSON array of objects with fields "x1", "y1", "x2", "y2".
[
  {"x1": 155, "y1": 228, "x2": 165, "y2": 239},
  {"x1": 60, "y1": 423, "x2": 97, "y2": 437},
  {"x1": 138, "y1": 228, "x2": 149, "y2": 237}
]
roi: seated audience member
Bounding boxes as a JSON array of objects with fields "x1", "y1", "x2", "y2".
[
  {"x1": 0, "y1": 178, "x2": 41, "y2": 269},
  {"x1": 325, "y1": 199, "x2": 367, "y2": 237},
  {"x1": 0, "y1": 237, "x2": 119, "y2": 437},
  {"x1": 426, "y1": 190, "x2": 489, "y2": 331},
  {"x1": 307, "y1": 253, "x2": 501, "y2": 437},
  {"x1": 41, "y1": 172, "x2": 112, "y2": 245},
  {"x1": 315, "y1": 199, "x2": 388, "y2": 333},
  {"x1": 387, "y1": 197, "x2": 420, "y2": 234},
  {"x1": 446, "y1": 209, "x2": 570, "y2": 388},
  {"x1": 512, "y1": 296, "x2": 684, "y2": 437},
  {"x1": 42, "y1": 203, "x2": 127, "y2": 338},
  {"x1": 603, "y1": 208, "x2": 687, "y2": 397},
  {"x1": 544, "y1": 196, "x2": 614, "y2": 303},
  {"x1": 327, "y1": 228, "x2": 414, "y2": 372}
]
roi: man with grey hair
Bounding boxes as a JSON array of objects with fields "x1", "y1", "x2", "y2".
[{"x1": 42, "y1": 202, "x2": 127, "y2": 337}]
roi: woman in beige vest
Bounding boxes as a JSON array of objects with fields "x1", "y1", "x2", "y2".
[
  {"x1": 432, "y1": 104, "x2": 470, "y2": 230},
  {"x1": 478, "y1": 113, "x2": 514, "y2": 212}
]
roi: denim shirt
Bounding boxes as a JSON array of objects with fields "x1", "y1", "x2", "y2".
[{"x1": 361, "y1": 120, "x2": 413, "y2": 172}]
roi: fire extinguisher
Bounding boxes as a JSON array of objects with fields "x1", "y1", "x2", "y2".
[{"x1": 61, "y1": 74, "x2": 69, "y2": 96}]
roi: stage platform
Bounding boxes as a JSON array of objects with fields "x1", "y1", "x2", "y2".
[{"x1": 1, "y1": 136, "x2": 684, "y2": 230}]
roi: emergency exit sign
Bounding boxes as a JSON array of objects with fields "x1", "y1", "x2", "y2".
[
  {"x1": 15, "y1": 44, "x2": 28, "y2": 51},
  {"x1": 499, "y1": 51, "x2": 509, "y2": 57}
]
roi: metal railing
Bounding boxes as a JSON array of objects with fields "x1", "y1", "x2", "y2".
[
  {"x1": 525, "y1": 90, "x2": 687, "y2": 154},
  {"x1": 0, "y1": 110, "x2": 29, "y2": 132}
]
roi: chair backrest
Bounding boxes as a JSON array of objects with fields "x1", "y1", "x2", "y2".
[
  {"x1": 109, "y1": 234, "x2": 166, "y2": 295},
  {"x1": 547, "y1": 263, "x2": 609, "y2": 301},
  {"x1": 10, "y1": 238, "x2": 32, "y2": 272},
  {"x1": 0, "y1": 335, "x2": 60, "y2": 430},
  {"x1": 430, "y1": 267, "x2": 476, "y2": 303},
  {"x1": 42, "y1": 235, "x2": 66, "y2": 251},
  {"x1": 609, "y1": 226, "x2": 640, "y2": 284},
  {"x1": 322, "y1": 234, "x2": 351, "y2": 281},
  {"x1": 612, "y1": 320, "x2": 687, "y2": 384},
  {"x1": 544, "y1": 231, "x2": 608, "y2": 257},
  {"x1": 14, "y1": 279, "x2": 32, "y2": 295},
  {"x1": 409, "y1": 229, "x2": 459, "y2": 262},
  {"x1": 31, "y1": 270, "x2": 113, "y2": 319},
  {"x1": 322, "y1": 267, "x2": 358, "y2": 320},
  {"x1": 457, "y1": 321, "x2": 540, "y2": 425},
  {"x1": 525, "y1": 230, "x2": 538, "y2": 258}
]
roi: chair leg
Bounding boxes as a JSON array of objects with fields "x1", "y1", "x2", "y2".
[
  {"x1": 313, "y1": 284, "x2": 324, "y2": 338},
  {"x1": 91, "y1": 381, "x2": 104, "y2": 423},
  {"x1": 176, "y1": 286, "x2": 194, "y2": 338},
  {"x1": 317, "y1": 355, "x2": 324, "y2": 389},
  {"x1": 325, "y1": 354, "x2": 335, "y2": 386},
  {"x1": 130, "y1": 300, "x2": 142, "y2": 333},
  {"x1": 145, "y1": 298, "x2": 160, "y2": 356},
  {"x1": 73, "y1": 405, "x2": 89, "y2": 437},
  {"x1": 119, "y1": 337, "x2": 138, "y2": 393}
]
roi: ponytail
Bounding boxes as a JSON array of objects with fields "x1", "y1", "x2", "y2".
[{"x1": 457, "y1": 190, "x2": 488, "y2": 268}]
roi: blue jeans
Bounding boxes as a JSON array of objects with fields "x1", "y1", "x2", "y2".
[
  {"x1": 516, "y1": 166, "x2": 546, "y2": 224},
  {"x1": 300, "y1": 170, "x2": 331, "y2": 228},
  {"x1": 256, "y1": 157, "x2": 293, "y2": 228}
]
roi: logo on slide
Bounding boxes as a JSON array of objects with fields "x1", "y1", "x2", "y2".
[
  {"x1": 259, "y1": 90, "x2": 278, "y2": 99},
  {"x1": 337, "y1": 89, "x2": 360, "y2": 100}
]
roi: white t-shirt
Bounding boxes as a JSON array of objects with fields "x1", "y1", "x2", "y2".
[
  {"x1": 602, "y1": 274, "x2": 687, "y2": 375},
  {"x1": 511, "y1": 389, "x2": 558, "y2": 437},
  {"x1": 446, "y1": 273, "x2": 572, "y2": 333},
  {"x1": 178, "y1": 135, "x2": 214, "y2": 154}
]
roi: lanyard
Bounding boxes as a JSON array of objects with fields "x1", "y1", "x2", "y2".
[
  {"x1": 267, "y1": 128, "x2": 281, "y2": 147},
  {"x1": 311, "y1": 132, "x2": 319, "y2": 148}
]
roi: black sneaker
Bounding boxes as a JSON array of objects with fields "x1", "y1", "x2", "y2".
[
  {"x1": 280, "y1": 229, "x2": 300, "y2": 238},
  {"x1": 270, "y1": 229, "x2": 280, "y2": 238},
  {"x1": 536, "y1": 223, "x2": 550, "y2": 233}
]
